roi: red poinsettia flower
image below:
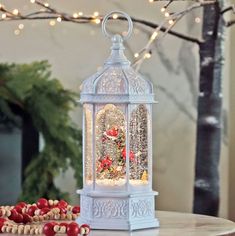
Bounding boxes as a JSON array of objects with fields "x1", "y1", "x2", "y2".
[
  {"x1": 121, "y1": 147, "x2": 135, "y2": 162},
  {"x1": 106, "y1": 127, "x2": 118, "y2": 137},
  {"x1": 100, "y1": 156, "x2": 112, "y2": 170}
]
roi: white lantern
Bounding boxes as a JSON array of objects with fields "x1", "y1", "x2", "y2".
[{"x1": 77, "y1": 11, "x2": 159, "y2": 230}]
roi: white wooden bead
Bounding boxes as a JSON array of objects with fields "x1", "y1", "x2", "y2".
[
  {"x1": 80, "y1": 227, "x2": 85, "y2": 235},
  {"x1": 23, "y1": 227, "x2": 30, "y2": 234},
  {"x1": 30, "y1": 228, "x2": 35, "y2": 234},
  {"x1": 35, "y1": 209, "x2": 40, "y2": 216},
  {"x1": 60, "y1": 226, "x2": 66, "y2": 234},
  {"x1": 6, "y1": 226, "x2": 12, "y2": 233},
  {"x1": 60, "y1": 213, "x2": 66, "y2": 220},
  {"x1": 53, "y1": 225, "x2": 60, "y2": 232},
  {"x1": 72, "y1": 214, "x2": 77, "y2": 220},
  {"x1": 53, "y1": 200, "x2": 59, "y2": 205},
  {"x1": 12, "y1": 226, "x2": 18, "y2": 234},
  {"x1": 67, "y1": 214, "x2": 72, "y2": 220},
  {"x1": 48, "y1": 200, "x2": 54, "y2": 206},
  {"x1": 54, "y1": 214, "x2": 60, "y2": 220},
  {"x1": 35, "y1": 228, "x2": 39, "y2": 234},
  {"x1": 1, "y1": 209, "x2": 6, "y2": 216},
  {"x1": 17, "y1": 227, "x2": 23, "y2": 234},
  {"x1": 85, "y1": 227, "x2": 90, "y2": 234},
  {"x1": 38, "y1": 227, "x2": 43, "y2": 234},
  {"x1": 6, "y1": 210, "x2": 11, "y2": 217}
]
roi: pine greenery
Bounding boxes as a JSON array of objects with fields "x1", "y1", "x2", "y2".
[{"x1": 0, "y1": 61, "x2": 82, "y2": 202}]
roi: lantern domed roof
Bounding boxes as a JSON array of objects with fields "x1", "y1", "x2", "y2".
[{"x1": 80, "y1": 20, "x2": 155, "y2": 104}]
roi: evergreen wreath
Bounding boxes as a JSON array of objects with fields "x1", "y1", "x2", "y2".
[{"x1": 0, "y1": 61, "x2": 82, "y2": 202}]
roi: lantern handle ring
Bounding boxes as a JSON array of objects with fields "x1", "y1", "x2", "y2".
[{"x1": 102, "y1": 11, "x2": 133, "y2": 41}]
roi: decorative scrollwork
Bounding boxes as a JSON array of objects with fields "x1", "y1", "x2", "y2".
[
  {"x1": 93, "y1": 199, "x2": 128, "y2": 219},
  {"x1": 131, "y1": 198, "x2": 153, "y2": 218}
]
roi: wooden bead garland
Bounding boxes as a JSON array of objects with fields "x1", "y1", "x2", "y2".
[{"x1": 0, "y1": 199, "x2": 90, "y2": 236}]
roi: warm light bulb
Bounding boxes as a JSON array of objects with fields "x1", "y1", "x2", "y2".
[
  {"x1": 93, "y1": 11, "x2": 99, "y2": 17},
  {"x1": 44, "y1": 2, "x2": 49, "y2": 7},
  {"x1": 164, "y1": 12, "x2": 170, "y2": 17},
  {"x1": 112, "y1": 14, "x2": 118, "y2": 19},
  {"x1": 195, "y1": 17, "x2": 201, "y2": 23},
  {"x1": 0, "y1": 4, "x2": 2, "y2": 9},
  {"x1": 30, "y1": 0, "x2": 35, "y2": 3},
  {"x1": 151, "y1": 31, "x2": 158, "y2": 40},
  {"x1": 14, "y1": 29, "x2": 20, "y2": 35},
  {"x1": 12, "y1": 9, "x2": 19, "y2": 15},
  {"x1": 49, "y1": 20, "x2": 56, "y2": 26},
  {"x1": 78, "y1": 12, "x2": 83, "y2": 16},
  {"x1": 1, "y1": 13, "x2": 6, "y2": 19},
  {"x1": 94, "y1": 18, "x2": 101, "y2": 24},
  {"x1": 144, "y1": 52, "x2": 151, "y2": 59},
  {"x1": 134, "y1": 53, "x2": 139, "y2": 58},
  {"x1": 161, "y1": 7, "x2": 166, "y2": 12},
  {"x1": 18, "y1": 23, "x2": 24, "y2": 29},
  {"x1": 149, "y1": 0, "x2": 154, "y2": 2},
  {"x1": 168, "y1": 19, "x2": 174, "y2": 25},
  {"x1": 57, "y1": 17, "x2": 62, "y2": 22},
  {"x1": 73, "y1": 13, "x2": 78, "y2": 18}
]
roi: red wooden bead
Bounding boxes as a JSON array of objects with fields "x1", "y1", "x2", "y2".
[
  {"x1": 8, "y1": 209, "x2": 18, "y2": 221},
  {"x1": 22, "y1": 213, "x2": 31, "y2": 224},
  {"x1": 43, "y1": 222, "x2": 57, "y2": 236},
  {"x1": 37, "y1": 198, "x2": 49, "y2": 209},
  {"x1": 81, "y1": 224, "x2": 90, "y2": 235},
  {"x1": 0, "y1": 222, "x2": 5, "y2": 233},
  {"x1": 14, "y1": 205, "x2": 23, "y2": 213},
  {"x1": 16, "y1": 202, "x2": 27, "y2": 208},
  {"x1": 58, "y1": 200, "x2": 68, "y2": 209},
  {"x1": 0, "y1": 218, "x2": 6, "y2": 223},
  {"x1": 40, "y1": 208, "x2": 50, "y2": 215},
  {"x1": 59, "y1": 222, "x2": 68, "y2": 227},
  {"x1": 27, "y1": 205, "x2": 38, "y2": 216},
  {"x1": 14, "y1": 214, "x2": 23, "y2": 223},
  {"x1": 67, "y1": 222, "x2": 79, "y2": 236},
  {"x1": 72, "y1": 206, "x2": 80, "y2": 214}
]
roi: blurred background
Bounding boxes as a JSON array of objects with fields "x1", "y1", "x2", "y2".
[{"x1": 0, "y1": 0, "x2": 234, "y2": 221}]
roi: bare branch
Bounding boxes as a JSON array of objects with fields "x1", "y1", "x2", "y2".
[
  {"x1": 225, "y1": 19, "x2": 235, "y2": 27},
  {"x1": 220, "y1": 4, "x2": 235, "y2": 15}
]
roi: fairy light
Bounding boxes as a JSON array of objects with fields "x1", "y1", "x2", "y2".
[
  {"x1": 168, "y1": 19, "x2": 174, "y2": 25},
  {"x1": 78, "y1": 12, "x2": 83, "y2": 16},
  {"x1": 93, "y1": 11, "x2": 99, "y2": 17},
  {"x1": 73, "y1": 13, "x2": 78, "y2": 18},
  {"x1": 195, "y1": 17, "x2": 201, "y2": 23},
  {"x1": 134, "y1": 53, "x2": 139, "y2": 58},
  {"x1": 112, "y1": 14, "x2": 118, "y2": 19},
  {"x1": 161, "y1": 7, "x2": 166, "y2": 12},
  {"x1": 14, "y1": 29, "x2": 20, "y2": 35},
  {"x1": 149, "y1": 0, "x2": 154, "y2": 2},
  {"x1": 1, "y1": 13, "x2": 6, "y2": 19},
  {"x1": 18, "y1": 23, "x2": 24, "y2": 29},
  {"x1": 144, "y1": 52, "x2": 152, "y2": 59},
  {"x1": 12, "y1": 9, "x2": 19, "y2": 15},
  {"x1": 0, "y1": 3, "x2": 2, "y2": 9},
  {"x1": 49, "y1": 20, "x2": 56, "y2": 26},
  {"x1": 57, "y1": 16, "x2": 62, "y2": 22},
  {"x1": 30, "y1": 0, "x2": 35, "y2": 3},
  {"x1": 164, "y1": 12, "x2": 170, "y2": 17},
  {"x1": 44, "y1": 3, "x2": 49, "y2": 7},
  {"x1": 94, "y1": 18, "x2": 101, "y2": 24},
  {"x1": 150, "y1": 31, "x2": 158, "y2": 40}
]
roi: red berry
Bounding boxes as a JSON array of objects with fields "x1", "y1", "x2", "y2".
[
  {"x1": 8, "y1": 209, "x2": 18, "y2": 221},
  {"x1": 22, "y1": 213, "x2": 31, "y2": 224},
  {"x1": 40, "y1": 208, "x2": 50, "y2": 215},
  {"x1": 14, "y1": 214, "x2": 23, "y2": 223},
  {"x1": 43, "y1": 222, "x2": 57, "y2": 236},
  {"x1": 72, "y1": 206, "x2": 80, "y2": 214},
  {"x1": 16, "y1": 202, "x2": 27, "y2": 208},
  {"x1": 14, "y1": 205, "x2": 23, "y2": 213},
  {"x1": 58, "y1": 200, "x2": 68, "y2": 209},
  {"x1": 67, "y1": 222, "x2": 79, "y2": 236},
  {"x1": 37, "y1": 198, "x2": 49, "y2": 209},
  {"x1": 27, "y1": 206, "x2": 37, "y2": 216}
]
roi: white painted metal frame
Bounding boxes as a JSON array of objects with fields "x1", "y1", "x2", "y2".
[{"x1": 77, "y1": 10, "x2": 159, "y2": 231}]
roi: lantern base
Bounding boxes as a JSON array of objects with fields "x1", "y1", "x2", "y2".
[{"x1": 76, "y1": 189, "x2": 159, "y2": 231}]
